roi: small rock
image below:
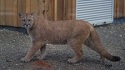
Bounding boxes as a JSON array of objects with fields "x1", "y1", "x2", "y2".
[
  {"x1": 123, "y1": 49, "x2": 125, "y2": 50},
  {"x1": 119, "y1": 35, "x2": 122, "y2": 37},
  {"x1": 15, "y1": 63, "x2": 23, "y2": 66},
  {"x1": 105, "y1": 64, "x2": 112, "y2": 68},
  {"x1": 6, "y1": 59, "x2": 12, "y2": 62}
]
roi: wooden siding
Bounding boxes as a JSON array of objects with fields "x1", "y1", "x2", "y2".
[
  {"x1": 0, "y1": 0, "x2": 26, "y2": 26},
  {"x1": 114, "y1": 0, "x2": 125, "y2": 18},
  {"x1": 0, "y1": 0, "x2": 125, "y2": 27},
  {"x1": 0, "y1": 0, "x2": 18, "y2": 26},
  {"x1": 56, "y1": 0, "x2": 76, "y2": 20},
  {"x1": 25, "y1": 0, "x2": 76, "y2": 21}
]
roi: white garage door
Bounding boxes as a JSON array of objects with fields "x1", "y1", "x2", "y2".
[{"x1": 76, "y1": 0, "x2": 114, "y2": 25}]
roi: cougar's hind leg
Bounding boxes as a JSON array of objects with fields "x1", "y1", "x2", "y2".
[
  {"x1": 84, "y1": 37, "x2": 105, "y2": 63},
  {"x1": 38, "y1": 44, "x2": 47, "y2": 60},
  {"x1": 68, "y1": 39, "x2": 84, "y2": 63}
]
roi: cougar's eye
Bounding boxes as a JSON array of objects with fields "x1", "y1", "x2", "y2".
[
  {"x1": 23, "y1": 19, "x2": 26, "y2": 21},
  {"x1": 28, "y1": 19, "x2": 31, "y2": 21}
]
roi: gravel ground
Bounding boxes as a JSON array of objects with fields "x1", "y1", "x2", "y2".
[{"x1": 0, "y1": 23, "x2": 125, "y2": 70}]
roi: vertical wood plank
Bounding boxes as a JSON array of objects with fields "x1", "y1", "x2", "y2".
[
  {"x1": 37, "y1": 0, "x2": 42, "y2": 16},
  {"x1": 122, "y1": 0, "x2": 124, "y2": 17},
  {"x1": 65, "y1": 0, "x2": 71, "y2": 20},
  {"x1": 30, "y1": 0, "x2": 39, "y2": 14},
  {"x1": 48, "y1": 0, "x2": 54, "y2": 20},
  {"x1": 63, "y1": 0, "x2": 66, "y2": 20},
  {"x1": 124, "y1": 0, "x2": 125, "y2": 17},
  {"x1": 64, "y1": 0, "x2": 76, "y2": 20},
  {"x1": 120, "y1": 0, "x2": 124, "y2": 17},
  {"x1": 4, "y1": 0, "x2": 18, "y2": 27},
  {"x1": 17, "y1": 0, "x2": 22, "y2": 26},
  {"x1": 42, "y1": 0, "x2": 45, "y2": 18},
  {"x1": 17, "y1": 0, "x2": 27, "y2": 27},
  {"x1": 26, "y1": 0, "x2": 31, "y2": 13},
  {"x1": 21, "y1": 0, "x2": 26, "y2": 13},
  {"x1": 114, "y1": 0, "x2": 125, "y2": 18},
  {"x1": 56, "y1": 0, "x2": 63, "y2": 20},
  {"x1": 13, "y1": 0, "x2": 18, "y2": 26},
  {"x1": 0, "y1": 0, "x2": 5, "y2": 25},
  {"x1": 114, "y1": 0, "x2": 117, "y2": 18},
  {"x1": 116, "y1": 0, "x2": 120, "y2": 18},
  {"x1": 54, "y1": 0, "x2": 57, "y2": 20},
  {"x1": 38, "y1": 0, "x2": 44, "y2": 18},
  {"x1": 72, "y1": 0, "x2": 76, "y2": 20},
  {"x1": 4, "y1": 0, "x2": 14, "y2": 26},
  {"x1": 44, "y1": 0, "x2": 49, "y2": 19}
]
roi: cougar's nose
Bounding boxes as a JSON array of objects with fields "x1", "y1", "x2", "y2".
[{"x1": 23, "y1": 24, "x2": 28, "y2": 28}]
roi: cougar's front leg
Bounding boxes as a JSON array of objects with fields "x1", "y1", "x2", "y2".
[
  {"x1": 37, "y1": 44, "x2": 47, "y2": 60},
  {"x1": 21, "y1": 40, "x2": 44, "y2": 62}
]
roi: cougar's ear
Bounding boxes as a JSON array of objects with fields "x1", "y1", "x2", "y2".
[
  {"x1": 30, "y1": 12, "x2": 37, "y2": 17},
  {"x1": 19, "y1": 13, "x2": 24, "y2": 17}
]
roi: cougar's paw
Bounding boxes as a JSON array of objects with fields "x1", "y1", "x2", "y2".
[
  {"x1": 99, "y1": 57, "x2": 105, "y2": 64},
  {"x1": 21, "y1": 57, "x2": 31, "y2": 63},
  {"x1": 37, "y1": 53, "x2": 46, "y2": 60},
  {"x1": 37, "y1": 55, "x2": 45, "y2": 60}
]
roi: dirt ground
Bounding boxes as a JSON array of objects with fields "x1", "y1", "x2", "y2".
[{"x1": 0, "y1": 23, "x2": 125, "y2": 70}]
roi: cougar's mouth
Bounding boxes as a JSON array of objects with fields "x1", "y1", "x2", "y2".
[{"x1": 23, "y1": 24, "x2": 31, "y2": 28}]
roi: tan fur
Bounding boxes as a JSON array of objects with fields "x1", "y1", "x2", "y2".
[{"x1": 19, "y1": 13, "x2": 120, "y2": 63}]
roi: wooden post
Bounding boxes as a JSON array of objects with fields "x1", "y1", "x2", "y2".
[{"x1": 54, "y1": 0, "x2": 57, "y2": 21}]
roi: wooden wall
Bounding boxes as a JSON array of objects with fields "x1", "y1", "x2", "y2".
[
  {"x1": 0, "y1": 0, "x2": 125, "y2": 27},
  {"x1": 25, "y1": 0, "x2": 76, "y2": 21},
  {"x1": 56, "y1": 0, "x2": 76, "y2": 20},
  {"x1": 0, "y1": 0, "x2": 55, "y2": 27},
  {"x1": 0, "y1": 0, "x2": 28, "y2": 27},
  {"x1": 114, "y1": 0, "x2": 125, "y2": 18},
  {"x1": 26, "y1": 0, "x2": 55, "y2": 20},
  {"x1": 0, "y1": 0, "x2": 18, "y2": 26}
]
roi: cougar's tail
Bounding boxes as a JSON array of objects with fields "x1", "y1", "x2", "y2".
[{"x1": 88, "y1": 25, "x2": 120, "y2": 62}]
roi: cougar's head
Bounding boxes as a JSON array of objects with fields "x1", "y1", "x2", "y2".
[{"x1": 19, "y1": 13, "x2": 35, "y2": 29}]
